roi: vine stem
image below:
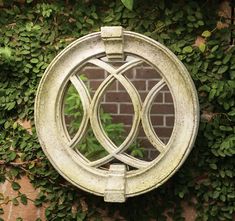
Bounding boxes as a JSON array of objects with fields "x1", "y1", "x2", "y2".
[
  {"x1": 0, "y1": 159, "x2": 40, "y2": 166},
  {"x1": 1, "y1": 160, "x2": 72, "y2": 188}
]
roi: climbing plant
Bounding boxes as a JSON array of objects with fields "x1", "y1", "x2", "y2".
[{"x1": 0, "y1": 0, "x2": 234, "y2": 220}]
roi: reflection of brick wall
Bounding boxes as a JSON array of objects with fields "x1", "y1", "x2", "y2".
[{"x1": 83, "y1": 64, "x2": 175, "y2": 160}]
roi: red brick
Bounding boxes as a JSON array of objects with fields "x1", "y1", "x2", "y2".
[
  {"x1": 162, "y1": 84, "x2": 170, "y2": 92},
  {"x1": 137, "y1": 135, "x2": 166, "y2": 146},
  {"x1": 135, "y1": 139, "x2": 161, "y2": 160},
  {"x1": 154, "y1": 127, "x2": 173, "y2": 137},
  {"x1": 148, "y1": 149, "x2": 161, "y2": 160},
  {"x1": 149, "y1": 93, "x2": 163, "y2": 103},
  {"x1": 136, "y1": 68, "x2": 161, "y2": 79},
  {"x1": 117, "y1": 82, "x2": 125, "y2": 91},
  {"x1": 123, "y1": 69, "x2": 134, "y2": 79},
  {"x1": 108, "y1": 81, "x2": 117, "y2": 91},
  {"x1": 139, "y1": 92, "x2": 148, "y2": 101},
  {"x1": 120, "y1": 104, "x2": 134, "y2": 114},
  {"x1": 105, "y1": 92, "x2": 131, "y2": 102},
  {"x1": 164, "y1": 92, "x2": 174, "y2": 103},
  {"x1": 90, "y1": 80, "x2": 117, "y2": 91},
  {"x1": 112, "y1": 115, "x2": 133, "y2": 125},
  {"x1": 138, "y1": 92, "x2": 162, "y2": 103},
  {"x1": 117, "y1": 82, "x2": 126, "y2": 91},
  {"x1": 155, "y1": 93, "x2": 164, "y2": 103},
  {"x1": 138, "y1": 139, "x2": 154, "y2": 150},
  {"x1": 89, "y1": 92, "x2": 105, "y2": 101},
  {"x1": 151, "y1": 104, "x2": 175, "y2": 114},
  {"x1": 150, "y1": 115, "x2": 164, "y2": 126},
  {"x1": 138, "y1": 126, "x2": 147, "y2": 137},
  {"x1": 89, "y1": 80, "x2": 102, "y2": 91},
  {"x1": 101, "y1": 103, "x2": 118, "y2": 114},
  {"x1": 147, "y1": 79, "x2": 163, "y2": 90},
  {"x1": 123, "y1": 125, "x2": 131, "y2": 134},
  {"x1": 83, "y1": 68, "x2": 105, "y2": 79},
  {"x1": 133, "y1": 80, "x2": 147, "y2": 91},
  {"x1": 118, "y1": 80, "x2": 146, "y2": 91},
  {"x1": 165, "y1": 116, "x2": 175, "y2": 126}
]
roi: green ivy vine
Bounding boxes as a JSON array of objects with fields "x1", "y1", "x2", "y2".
[{"x1": 0, "y1": 0, "x2": 234, "y2": 220}]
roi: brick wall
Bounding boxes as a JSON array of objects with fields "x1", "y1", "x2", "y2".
[
  {"x1": 79, "y1": 62, "x2": 175, "y2": 160},
  {"x1": 0, "y1": 177, "x2": 46, "y2": 221}
]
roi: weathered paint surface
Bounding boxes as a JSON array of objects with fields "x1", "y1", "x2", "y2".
[{"x1": 34, "y1": 27, "x2": 199, "y2": 202}]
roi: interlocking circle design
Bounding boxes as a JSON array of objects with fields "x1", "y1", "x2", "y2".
[
  {"x1": 35, "y1": 29, "x2": 199, "y2": 199},
  {"x1": 68, "y1": 58, "x2": 165, "y2": 169}
]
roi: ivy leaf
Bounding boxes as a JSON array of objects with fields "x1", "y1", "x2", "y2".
[
  {"x1": 212, "y1": 191, "x2": 220, "y2": 199},
  {"x1": 26, "y1": 22, "x2": 33, "y2": 31},
  {"x1": 228, "y1": 109, "x2": 235, "y2": 116},
  {"x1": 76, "y1": 212, "x2": 86, "y2": 221},
  {"x1": 225, "y1": 170, "x2": 233, "y2": 177},
  {"x1": 20, "y1": 194, "x2": 28, "y2": 205},
  {"x1": 209, "y1": 89, "x2": 216, "y2": 101},
  {"x1": 211, "y1": 45, "x2": 219, "y2": 52},
  {"x1": 12, "y1": 197, "x2": 19, "y2": 206},
  {"x1": 8, "y1": 151, "x2": 17, "y2": 161},
  {"x1": 86, "y1": 18, "x2": 94, "y2": 26},
  {"x1": 121, "y1": 0, "x2": 133, "y2": 10},
  {"x1": 30, "y1": 58, "x2": 39, "y2": 63},
  {"x1": 0, "y1": 47, "x2": 12, "y2": 59},
  {"x1": 218, "y1": 66, "x2": 228, "y2": 74},
  {"x1": 7, "y1": 102, "x2": 16, "y2": 110},
  {"x1": 12, "y1": 181, "x2": 21, "y2": 191},
  {"x1": 209, "y1": 163, "x2": 217, "y2": 170},
  {"x1": 228, "y1": 80, "x2": 235, "y2": 88},
  {"x1": 182, "y1": 46, "x2": 193, "y2": 53},
  {"x1": 4, "y1": 121, "x2": 10, "y2": 129},
  {"x1": 199, "y1": 43, "x2": 206, "y2": 53},
  {"x1": 219, "y1": 126, "x2": 233, "y2": 131},
  {"x1": 178, "y1": 191, "x2": 185, "y2": 198},
  {"x1": 202, "y1": 30, "x2": 211, "y2": 38},
  {"x1": 223, "y1": 54, "x2": 231, "y2": 64},
  {"x1": 13, "y1": 121, "x2": 18, "y2": 129}
]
